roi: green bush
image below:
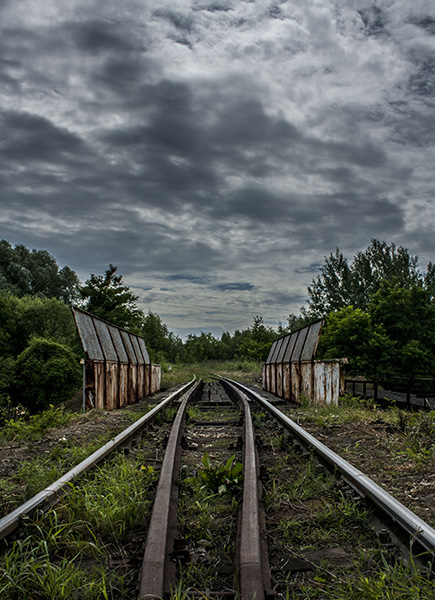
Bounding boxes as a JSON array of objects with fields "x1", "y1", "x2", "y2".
[{"x1": 12, "y1": 338, "x2": 81, "y2": 412}]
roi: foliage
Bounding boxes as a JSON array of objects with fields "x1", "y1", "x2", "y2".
[
  {"x1": 12, "y1": 338, "x2": 81, "y2": 411},
  {"x1": 0, "y1": 404, "x2": 73, "y2": 441},
  {"x1": 0, "y1": 239, "x2": 79, "y2": 303},
  {"x1": 141, "y1": 311, "x2": 183, "y2": 362},
  {"x1": 79, "y1": 264, "x2": 144, "y2": 331},
  {"x1": 316, "y1": 306, "x2": 396, "y2": 379},
  {"x1": 185, "y1": 452, "x2": 243, "y2": 496},
  {"x1": 317, "y1": 280, "x2": 435, "y2": 379},
  {"x1": 306, "y1": 239, "x2": 432, "y2": 317}
]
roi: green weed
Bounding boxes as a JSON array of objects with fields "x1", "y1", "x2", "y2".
[{"x1": 184, "y1": 452, "x2": 243, "y2": 496}]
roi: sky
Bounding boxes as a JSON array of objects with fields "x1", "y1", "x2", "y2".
[{"x1": 1, "y1": 1, "x2": 435, "y2": 339}]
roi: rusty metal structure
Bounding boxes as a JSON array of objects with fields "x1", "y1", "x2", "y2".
[
  {"x1": 72, "y1": 307, "x2": 161, "y2": 410},
  {"x1": 263, "y1": 320, "x2": 347, "y2": 405}
]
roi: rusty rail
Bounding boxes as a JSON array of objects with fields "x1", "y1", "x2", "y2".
[
  {"x1": 223, "y1": 381, "x2": 271, "y2": 600},
  {"x1": 220, "y1": 377, "x2": 435, "y2": 557},
  {"x1": 0, "y1": 378, "x2": 196, "y2": 542},
  {"x1": 138, "y1": 380, "x2": 201, "y2": 599}
]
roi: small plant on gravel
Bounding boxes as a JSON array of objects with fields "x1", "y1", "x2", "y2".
[{"x1": 184, "y1": 452, "x2": 243, "y2": 496}]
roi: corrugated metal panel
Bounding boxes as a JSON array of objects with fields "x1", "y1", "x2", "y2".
[
  {"x1": 292, "y1": 327, "x2": 310, "y2": 362},
  {"x1": 108, "y1": 325, "x2": 129, "y2": 364},
  {"x1": 72, "y1": 308, "x2": 104, "y2": 361},
  {"x1": 300, "y1": 320, "x2": 324, "y2": 362},
  {"x1": 283, "y1": 331, "x2": 298, "y2": 362},
  {"x1": 138, "y1": 338, "x2": 151, "y2": 365},
  {"x1": 130, "y1": 334, "x2": 144, "y2": 365},
  {"x1": 120, "y1": 330, "x2": 138, "y2": 365},
  {"x1": 93, "y1": 319, "x2": 118, "y2": 362},
  {"x1": 265, "y1": 340, "x2": 278, "y2": 365},
  {"x1": 275, "y1": 336, "x2": 289, "y2": 363}
]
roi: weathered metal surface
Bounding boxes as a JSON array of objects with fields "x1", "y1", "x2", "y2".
[
  {"x1": 72, "y1": 308, "x2": 104, "y2": 361},
  {"x1": 272, "y1": 337, "x2": 285, "y2": 364},
  {"x1": 265, "y1": 339, "x2": 278, "y2": 364},
  {"x1": 128, "y1": 365, "x2": 138, "y2": 404},
  {"x1": 270, "y1": 364, "x2": 277, "y2": 395},
  {"x1": 130, "y1": 334, "x2": 144, "y2": 365},
  {"x1": 238, "y1": 390, "x2": 267, "y2": 599},
  {"x1": 120, "y1": 330, "x2": 137, "y2": 365},
  {"x1": 0, "y1": 379, "x2": 197, "y2": 543},
  {"x1": 283, "y1": 363, "x2": 291, "y2": 399},
  {"x1": 119, "y1": 363, "x2": 129, "y2": 407},
  {"x1": 108, "y1": 324, "x2": 129, "y2": 364},
  {"x1": 94, "y1": 363, "x2": 105, "y2": 409},
  {"x1": 276, "y1": 363, "x2": 283, "y2": 398},
  {"x1": 275, "y1": 335, "x2": 289, "y2": 363},
  {"x1": 105, "y1": 362, "x2": 118, "y2": 410},
  {"x1": 93, "y1": 318, "x2": 118, "y2": 363},
  {"x1": 291, "y1": 362, "x2": 300, "y2": 402},
  {"x1": 151, "y1": 365, "x2": 162, "y2": 395},
  {"x1": 139, "y1": 382, "x2": 200, "y2": 599},
  {"x1": 300, "y1": 361, "x2": 313, "y2": 401},
  {"x1": 292, "y1": 326, "x2": 310, "y2": 362},
  {"x1": 226, "y1": 377, "x2": 435, "y2": 557},
  {"x1": 300, "y1": 320, "x2": 323, "y2": 361},
  {"x1": 138, "y1": 337, "x2": 151, "y2": 365},
  {"x1": 72, "y1": 307, "x2": 158, "y2": 410}
]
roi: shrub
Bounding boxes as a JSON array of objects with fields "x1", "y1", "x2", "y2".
[{"x1": 12, "y1": 338, "x2": 81, "y2": 412}]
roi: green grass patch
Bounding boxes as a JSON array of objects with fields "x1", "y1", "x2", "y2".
[{"x1": 160, "y1": 359, "x2": 262, "y2": 389}]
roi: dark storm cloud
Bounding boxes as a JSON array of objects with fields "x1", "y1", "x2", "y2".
[
  {"x1": 1, "y1": 0, "x2": 435, "y2": 332},
  {"x1": 69, "y1": 19, "x2": 140, "y2": 53},
  {"x1": 0, "y1": 110, "x2": 88, "y2": 163}
]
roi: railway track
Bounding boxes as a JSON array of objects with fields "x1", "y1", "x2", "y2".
[{"x1": 1, "y1": 378, "x2": 434, "y2": 599}]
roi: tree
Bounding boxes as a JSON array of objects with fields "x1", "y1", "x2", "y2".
[
  {"x1": 12, "y1": 338, "x2": 81, "y2": 411},
  {"x1": 80, "y1": 264, "x2": 144, "y2": 330},
  {"x1": 0, "y1": 240, "x2": 80, "y2": 303},
  {"x1": 141, "y1": 311, "x2": 184, "y2": 363},
  {"x1": 316, "y1": 306, "x2": 396, "y2": 380},
  {"x1": 306, "y1": 239, "x2": 428, "y2": 317}
]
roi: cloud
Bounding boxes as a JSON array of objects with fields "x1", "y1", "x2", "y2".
[{"x1": 1, "y1": 0, "x2": 435, "y2": 333}]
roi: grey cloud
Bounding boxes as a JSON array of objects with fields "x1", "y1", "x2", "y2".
[
  {"x1": 69, "y1": 19, "x2": 140, "y2": 53},
  {"x1": 214, "y1": 282, "x2": 254, "y2": 291},
  {"x1": 0, "y1": 110, "x2": 88, "y2": 164}
]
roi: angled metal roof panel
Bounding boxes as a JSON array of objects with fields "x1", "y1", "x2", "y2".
[
  {"x1": 72, "y1": 307, "x2": 104, "y2": 361},
  {"x1": 93, "y1": 319, "x2": 118, "y2": 362},
  {"x1": 275, "y1": 336, "x2": 290, "y2": 363},
  {"x1": 292, "y1": 327, "x2": 310, "y2": 362},
  {"x1": 138, "y1": 337, "x2": 151, "y2": 365},
  {"x1": 108, "y1": 325, "x2": 129, "y2": 364},
  {"x1": 300, "y1": 320, "x2": 324, "y2": 362},
  {"x1": 282, "y1": 331, "x2": 297, "y2": 362},
  {"x1": 120, "y1": 330, "x2": 138, "y2": 365},
  {"x1": 266, "y1": 340, "x2": 279, "y2": 364},
  {"x1": 130, "y1": 334, "x2": 144, "y2": 365}
]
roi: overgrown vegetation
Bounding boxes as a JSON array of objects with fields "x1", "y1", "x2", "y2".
[
  {"x1": 258, "y1": 401, "x2": 435, "y2": 599},
  {"x1": 0, "y1": 431, "x2": 160, "y2": 599}
]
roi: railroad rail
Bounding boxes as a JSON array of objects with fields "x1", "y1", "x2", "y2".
[
  {"x1": 218, "y1": 376, "x2": 435, "y2": 559},
  {"x1": 2, "y1": 376, "x2": 434, "y2": 598},
  {"x1": 0, "y1": 378, "x2": 197, "y2": 542},
  {"x1": 138, "y1": 379, "x2": 272, "y2": 599}
]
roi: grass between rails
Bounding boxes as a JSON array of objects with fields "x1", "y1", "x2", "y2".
[
  {"x1": 0, "y1": 416, "x2": 172, "y2": 599},
  {"x1": 259, "y1": 397, "x2": 435, "y2": 599},
  {"x1": 0, "y1": 405, "x2": 154, "y2": 519}
]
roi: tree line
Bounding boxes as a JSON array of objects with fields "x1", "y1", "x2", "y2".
[
  {"x1": 291, "y1": 239, "x2": 435, "y2": 383},
  {"x1": 1, "y1": 237, "x2": 434, "y2": 414},
  {"x1": 0, "y1": 240, "x2": 281, "y2": 414}
]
